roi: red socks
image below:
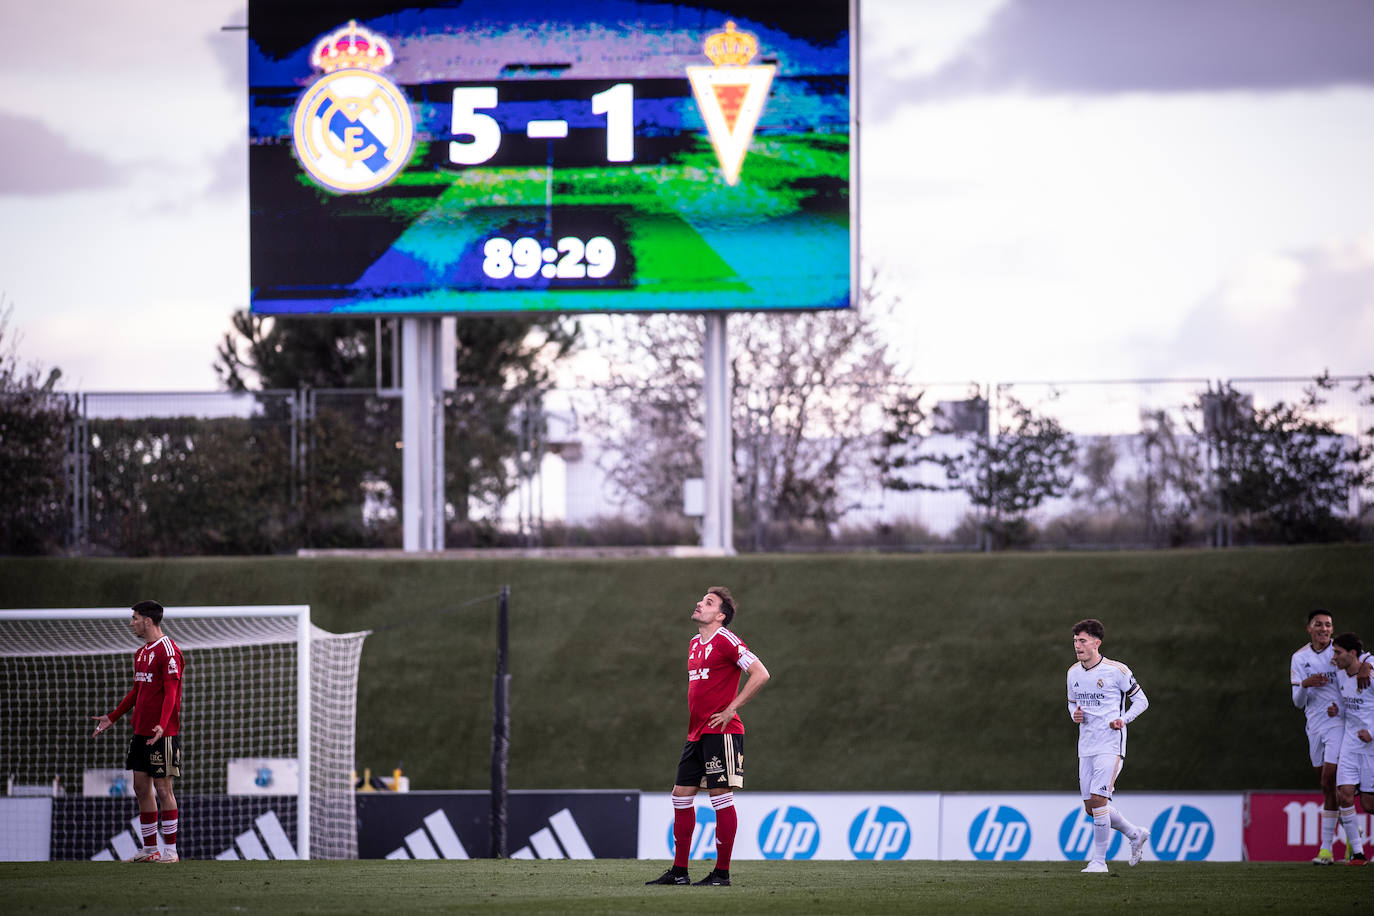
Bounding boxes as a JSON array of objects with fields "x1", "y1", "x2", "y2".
[
  {"x1": 139, "y1": 811, "x2": 159, "y2": 849},
  {"x1": 161, "y1": 809, "x2": 178, "y2": 850},
  {"x1": 672, "y1": 796, "x2": 695, "y2": 868},
  {"x1": 711, "y1": 793, "x2": 736, "y2": 871}
]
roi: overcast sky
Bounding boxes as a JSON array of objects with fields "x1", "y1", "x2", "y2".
[{"x1": 1, "y1": 0, "x2": 1371, "y2": 391}]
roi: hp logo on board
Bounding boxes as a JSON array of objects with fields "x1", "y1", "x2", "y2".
[
  {"x1": 1057, "y1": 809, "x2": 1123, "y2": 860},
  {"x1": 666, "y1": 806, "x2": 717, "y2": 859},
  {"x1": 1150, "y1": 805, "x2": 1213, "y2": 861},
  {"x1": 759, "y1": 806, "x2": 820, "y2": 860},
  {"x1": 968, "y1": 805, "x2": 1031, "y2": 860},
  {"x1": 848, "y1": 806, "x2": 911, "y2": 860}
]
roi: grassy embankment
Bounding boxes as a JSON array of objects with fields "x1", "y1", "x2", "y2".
[{"x1": 4, "y1": 544, "x2": 1372, "y2": 792}]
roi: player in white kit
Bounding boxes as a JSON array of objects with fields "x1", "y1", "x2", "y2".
[
  {"x1": 1331, "y1": 632, "x2": 1374, "y2": 865},
  {"x1": 1291, "y1": 609, "x2": 1368, "y2": 863},
  {"x1": 1067, "y1": 618, "x2": 1150, "y2": 874}
]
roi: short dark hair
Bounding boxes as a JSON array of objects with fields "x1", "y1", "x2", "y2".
[
  {"x1": 1309, "y1": 608, "x2": 1333, "y2": 623},
  {"x1": 709, "y1": 586, "x2": 737, "y2": 627},
  {"x1": 132, "y1": 600, "x2": 164, "y2": 625},
  {"x1": 1073, "y1": 618, "x2": 1105, "y2": 641},
  {"x1": 1334, "y1": 632, "x2": 1364, "y2": 655}
]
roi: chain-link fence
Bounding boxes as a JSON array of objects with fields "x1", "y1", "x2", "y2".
[{"x1": 3, "y1": 376, "x2": 1369, "y2": 556}]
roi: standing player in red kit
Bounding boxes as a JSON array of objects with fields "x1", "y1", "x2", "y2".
[
  {"x1": 646, "y1": 586, "x2": 770, "y2": 887},
  {"x1": 91, "y1": 600, "x2": 184, "y2": 863}
]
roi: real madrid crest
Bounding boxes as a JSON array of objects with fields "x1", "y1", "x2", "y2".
[{"x1": 292, "y1": 20, "x2": 414, "y2": 194}]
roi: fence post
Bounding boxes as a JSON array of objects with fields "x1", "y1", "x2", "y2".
[
  {"x1": 65, "y1": 392, "x2": 88, "y2": 552},
  {"x1": 490, "y1": 585, "x2": 511, "y2": 858}
]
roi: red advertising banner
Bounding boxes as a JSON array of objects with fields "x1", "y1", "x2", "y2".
[{"x1": 1245, "y1": 792, "x2": 1370, "y2": 861}]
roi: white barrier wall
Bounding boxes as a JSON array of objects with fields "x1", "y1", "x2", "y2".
[
  {"x1": 0, "y1": 799, "x2": 53, "y2": 861},
  {"x1": 637, "y1": 792, "x2": 1244, "y2": 862},
  {"x1": 637, "y1": 792, "x2": 942, "y2": 860},
  {"x1": 939, "y1": 793, "x2": 1243, "y2": 862}
]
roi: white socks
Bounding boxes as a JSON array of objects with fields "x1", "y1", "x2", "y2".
[
  {"x1": 1091, "y1": 806, "x2": 1111, "y2": 863},
  {"x1": 1108, "y1": 806, "x2": 1138, "y2": 838},
  {"x1": 1339, "y1": 806, "x2": 1361, "y2": 854}
]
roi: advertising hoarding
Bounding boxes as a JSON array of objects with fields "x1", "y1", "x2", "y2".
[
  {"x1": 1244, "y1": 791, "x2": 1371, "y2": 861},
  {"x1": 938, "y1": 793, "x2": 1245, "y2": 863},
  {"x1": 636, "y1": 792, "x2": 942, "y2": 861}
]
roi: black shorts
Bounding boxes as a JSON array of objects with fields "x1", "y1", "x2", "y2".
[
  {"x1": 676, "y1": 733, "x2": 744, "y2": 790},
  {"x1": 126, "y1": 735, "x2": 181, "y2": 779}
]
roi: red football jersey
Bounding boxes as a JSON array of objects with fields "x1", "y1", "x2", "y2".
[
  {"x1": 108, "y1": 635, "x2": 184, "y2": 737},
  {"x1": 686, "y1": 627, "x2": 759, "y2": 740}
]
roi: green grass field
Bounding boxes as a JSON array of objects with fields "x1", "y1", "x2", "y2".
[{"x1": 2, "y1": 859, "x2": 1367, "y2": 915}]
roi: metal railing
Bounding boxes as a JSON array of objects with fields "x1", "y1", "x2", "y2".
[{"x1": 2, "y1": 376, "x2": 1369, "y2": 556}]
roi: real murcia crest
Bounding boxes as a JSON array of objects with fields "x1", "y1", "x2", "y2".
[
  {"x1": 292, "y1": 20, "x2": 414, "y2": 194},
  {"x1": 686, "y1": 21, "x2": 775, "y2": 186}
]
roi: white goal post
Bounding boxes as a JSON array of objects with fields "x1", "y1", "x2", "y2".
[{"x1": 0, "y1": 606, "x2": 368, "y2": 861}]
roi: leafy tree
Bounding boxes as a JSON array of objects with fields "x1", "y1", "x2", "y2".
[
  {"x1": 877, "y1": 387, "x2": 1076, "y2": 548},
  {"x1": 1202, "y1": 374, "x2": 1373, "y2": 544},
  {"x1": 909, "y1": 393, "x2": 1077, "y2": 549},
  {"x1": 444, "y1": 317, "x2": 577, "y2": 530},
  {"x1": 86, "y1": 414, "x2": 297, "y2": 556},
  {"x1": 214, "y1": 311, "x2": 578, "y2": 535},
  {"x1": 874, "y1": 387, "x2": 985, "y2": 495},
  {"x1": 216, "y1": 312, "x2": 377, "y2": 391},
  {"x1": 0, "y1": 301, "x2": 71, "y2": 555}
]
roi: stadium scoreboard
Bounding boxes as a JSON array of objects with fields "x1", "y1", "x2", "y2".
[{"x1": 248, "y1": 0, "x2": 855, "y2": 315}]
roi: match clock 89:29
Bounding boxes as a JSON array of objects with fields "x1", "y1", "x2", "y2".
[{"x1": 481, "y1": 235, "x2": 618, "y2": 282}]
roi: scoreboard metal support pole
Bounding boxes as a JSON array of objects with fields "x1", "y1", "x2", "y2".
[
  {"x1": 702, "y1": 313, "x2": 735, "y2": 554},
  {"x1": 402, "y1": 317, "x2": 447, "y2": 552}
]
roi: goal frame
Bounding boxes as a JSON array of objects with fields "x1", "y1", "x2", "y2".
[{"x1": 10, "y1": 606, "x2": 314, "y2": 858}]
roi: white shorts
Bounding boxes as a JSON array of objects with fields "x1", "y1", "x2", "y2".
[
  {"x1": 1080, "y1": 754, "x2": 1124, "y2": 800},
  {"x1": 1336, "y1": 750, "x2": 1374, "y2": 792},
  {"x1": 1309, "y1": 725, "x2": 1343, "y2": 767}
]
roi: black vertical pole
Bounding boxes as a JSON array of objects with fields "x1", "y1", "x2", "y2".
[{"x1": 490, "y1": 585, "x2": 510, "y2": 858}]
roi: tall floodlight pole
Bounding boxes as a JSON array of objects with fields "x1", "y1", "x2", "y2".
[
  {"x1": 402, "y1": 317, "x2": 447, "y2": 551},
  {"x1": 702, "y1": 313, "x2": 735, "y2": 553}
]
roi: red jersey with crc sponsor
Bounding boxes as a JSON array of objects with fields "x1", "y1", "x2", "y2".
[
  {"x1": 686, "y1": 627, "x2": 759, "y2": 740},
  {"x1": 108, "y1": 635, "x2": 183, "y2": 737}
]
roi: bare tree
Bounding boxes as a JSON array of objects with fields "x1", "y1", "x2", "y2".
[{"x1": 585, "y1": 273, "x2": 907, "y2": 545}]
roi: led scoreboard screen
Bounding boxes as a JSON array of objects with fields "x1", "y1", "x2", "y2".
[{"x1": 248, "y1": 0, "x2": 854, "y2": 315}]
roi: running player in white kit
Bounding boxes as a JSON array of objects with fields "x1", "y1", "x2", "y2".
[
  {"x1": 1068, "y1": 618, "x2": 1150, "y2": 874},
  {"x1": 1292, "y1": 608, "x2": 1369, "y2": 863}
]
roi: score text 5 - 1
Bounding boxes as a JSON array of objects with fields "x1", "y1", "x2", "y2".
[
  {"x1": 483, "y1": 236, "x2": 617, "y2": 281},
  {"x1": 450, "y1": 84, "x2": 633, "y2": 165}
]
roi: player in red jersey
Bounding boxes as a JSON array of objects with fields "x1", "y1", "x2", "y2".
[
  {"x1": 646, "y1": 586, "x2": 770, "y2": 887},
  {"x1": 91, "y1": 600, "x2": 184, "y2": 863}
]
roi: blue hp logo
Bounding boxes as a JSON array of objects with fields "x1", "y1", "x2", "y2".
[
  {"x1": 1150, "y1": 805, "x2": 1213, "y2": 861},
  {"x1": 849, "y1": 806, "x2": 911, "y2": 860},
  {"x1": 759, "y1": 806, "x2": 820, "y2": 860},
  {"x1": 666, "y1": 806, "x2": 716, "y2": 859},
  {"x1": 969, "y1": 805, "x2": 1031, "y2": 860},
  {"x1": 1057, "y1": 809, "x2": 1123, "y2": 860}
]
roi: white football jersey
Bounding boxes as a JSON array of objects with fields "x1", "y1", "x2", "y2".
[
  {"x1": 1336, "y1": 667, "x2": 1374, "y2": 758},
  {"x1": 1291, "y1": 642, "x2": 1342, "y2": 734},
  {"x1": 1067, "y1": 657, "x2": 1140, "y2": 758}
]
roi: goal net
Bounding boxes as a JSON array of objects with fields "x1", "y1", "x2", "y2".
[{"x1": 0, "y1": 606, "x2": 368, "y2": 861}]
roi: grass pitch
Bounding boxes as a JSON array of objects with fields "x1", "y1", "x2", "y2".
[{"x1": 1, "y1": 859, "x2": 1367, "y2": 915}]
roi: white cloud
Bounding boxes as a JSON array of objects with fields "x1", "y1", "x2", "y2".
[
  {"x1": 864, "y1": 88, "x2": 1374, "y2": 380},
  {"x1": 1148, "y1": 230, "x2": 1374, "y2": 378},
  {"x1": 2, "y1": 0, "x2": 1370, "y2": 395}
]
